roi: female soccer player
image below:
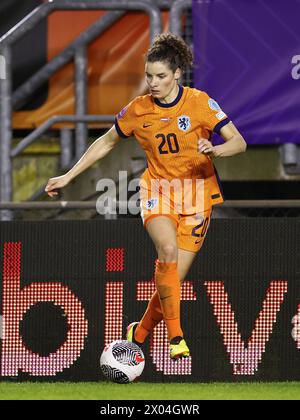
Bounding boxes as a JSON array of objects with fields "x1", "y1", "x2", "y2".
[{"x1": 45, "y1": 33, "x2": 246, "y2": 359}]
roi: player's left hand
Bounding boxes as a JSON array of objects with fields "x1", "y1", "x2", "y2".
[{"x1": 198, "y1": 138, "x2": 215, "y2": 157}]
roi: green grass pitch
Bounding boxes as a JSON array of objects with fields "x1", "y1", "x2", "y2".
[{"x1": 0, "y1": 382, "x2": 299, "y2": 400}]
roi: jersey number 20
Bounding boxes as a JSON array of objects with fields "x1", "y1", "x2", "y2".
[{"x1": 156, "y1": 133, "x2": 180, "y2": 154}]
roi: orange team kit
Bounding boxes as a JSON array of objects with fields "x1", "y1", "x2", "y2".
[{"x1": 115, "y1": 86, "x2": 229, "y2": 252}]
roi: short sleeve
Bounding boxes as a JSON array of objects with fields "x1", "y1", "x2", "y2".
[
  {"x1": 200, "y1": 92, "x2": 230, "y2": 134},
  {"x1": 114, "y1": 99, "x2": 137, "y2": 139}
]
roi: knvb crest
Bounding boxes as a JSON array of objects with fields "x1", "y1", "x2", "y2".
[
  {"x1": 145, "y1": 198, "x2": 158, "y2": 210},
  {"x1": 177, "y1": 115, "x2": 191, "y2": 132}
]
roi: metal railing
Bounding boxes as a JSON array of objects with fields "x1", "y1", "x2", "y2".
[
  {"x1": 2, "y1": 200, "x2": 300, "y2": 210},
  {"x1": 11, "y1": 115, "x2": 115, "y2": 159},
  {"x1": 0, "y1": 0, "x2": 297, "y2": 221},
  {"x1": 0, "y1": 0, "x2": 198, "y2": 220},
  {"x1": 170, "y1": 0, "x2": 192, "y2": 36},
  {"x1": 0, "y1": 0, "x2": 163, "y2": 220},
  {"x1": 1, "y1": 200, "x2": 300, "y2": 221},
  {"x1": 0, "y1": 0, "x2": 195, "y2": 221}
]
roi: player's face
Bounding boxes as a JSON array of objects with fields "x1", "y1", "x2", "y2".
[{"x1": 145, "y1": 61, "x2": 181, "y2": 103}]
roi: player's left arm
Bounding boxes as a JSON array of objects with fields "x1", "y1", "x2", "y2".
[
  {"x1": 198, "y1": 121, "x2": 247, "y2": 158},
  {"x1": 216, "y1": 121, "x2": 247, "y2": 157}
]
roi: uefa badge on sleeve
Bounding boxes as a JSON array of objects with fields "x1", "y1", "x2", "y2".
[
  {"x1": 208, "y1": 98, "x2": 221, "y2": 111},
  {"x1": 178, "y1": 115, "x2": 191, "y2": 132}
]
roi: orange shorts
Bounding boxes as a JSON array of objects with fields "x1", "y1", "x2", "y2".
[{"x1": 140, "y1": 187, "x2": 212, "y2": 253}]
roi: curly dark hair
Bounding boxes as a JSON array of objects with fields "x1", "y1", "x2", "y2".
[{"x1": 146, "y1": 33, "x2": 193, "y2": 72}]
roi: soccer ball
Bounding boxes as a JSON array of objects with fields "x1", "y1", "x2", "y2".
[{"x1": 100, "y1": 340, "x2": 145, "y2": 383}]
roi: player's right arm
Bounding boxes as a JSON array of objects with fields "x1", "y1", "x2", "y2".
[{"x1": 45, "y1": 125, "x2": 121, "y2": 197}]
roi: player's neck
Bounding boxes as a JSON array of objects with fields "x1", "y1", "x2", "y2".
[{"x1": 159, "y1": 83, "x2": 180, "y2": 104}]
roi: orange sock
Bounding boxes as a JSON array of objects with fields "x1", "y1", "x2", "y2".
[
  {"x1": 134, "y1": 291, "x2": 163, "y2": 344},
  {"x1": 154, "y1": 261, "x2": 183, "y2": 341}
]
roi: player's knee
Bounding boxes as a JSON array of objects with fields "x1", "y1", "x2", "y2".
[{"x1": 157, "y1": 243, "x2": 177, "y2": 262}]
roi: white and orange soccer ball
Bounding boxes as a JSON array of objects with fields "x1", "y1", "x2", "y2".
[{"x1": 100, "y1": 340, "x2": 145, "y2": 383}]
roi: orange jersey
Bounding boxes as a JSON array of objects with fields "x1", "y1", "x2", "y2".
[{"x1": 115, "y1": 86, "x2": 229, "y2": 212}]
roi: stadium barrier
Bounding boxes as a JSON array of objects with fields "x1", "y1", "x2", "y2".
[
  {"x1": 0, "y1": 218, "x2": 299, "y2": 381},
  {"x1": 0, "y1": 0, "x2": 162, "y2": 216}
]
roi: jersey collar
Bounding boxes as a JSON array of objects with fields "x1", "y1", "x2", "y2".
[{"x1": 154, "y1": 85, "x2": 184, "y2": 108}]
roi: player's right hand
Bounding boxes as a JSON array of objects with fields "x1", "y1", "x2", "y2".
[{"x1": 45, "y1": 174, "x2": 70, "y2": 197}]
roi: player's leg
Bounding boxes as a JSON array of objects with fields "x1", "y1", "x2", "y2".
[
  {"x1": 145, "y1": 216, "x2": 183, "y2": 341},
  {"x1": 128, "y1": 216, "x2": 179, "y2": 343},
  {"x1": 144, "y1": 216, "x2": 191, "y2": 358},
  {"x1": 128, "y1": 210, "x2": 212, "y2": 356},
  {"x1": 132, "y1": 247, "x2": 197, "y2": 344},
  {"x1": 131, "y1": 230, "x2": 196, "y2": 358},
  {"x1": 128, "y1": 212, "x2": 212, "y2": 356},
  {"x1": 146, "y1": 215, "x2": 178, "y2": 261}
]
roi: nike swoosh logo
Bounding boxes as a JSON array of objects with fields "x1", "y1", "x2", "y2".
[
  {"x1": 135, "y1": 355, "x2": 145, "y2": 363},
  {"x1": 143, "y1": 123, "x2": 152, "y2": 128}
]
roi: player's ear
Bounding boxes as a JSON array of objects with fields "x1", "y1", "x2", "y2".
[{"x1": 174, "y1": 67, "x2": 182, "y2": 81}]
